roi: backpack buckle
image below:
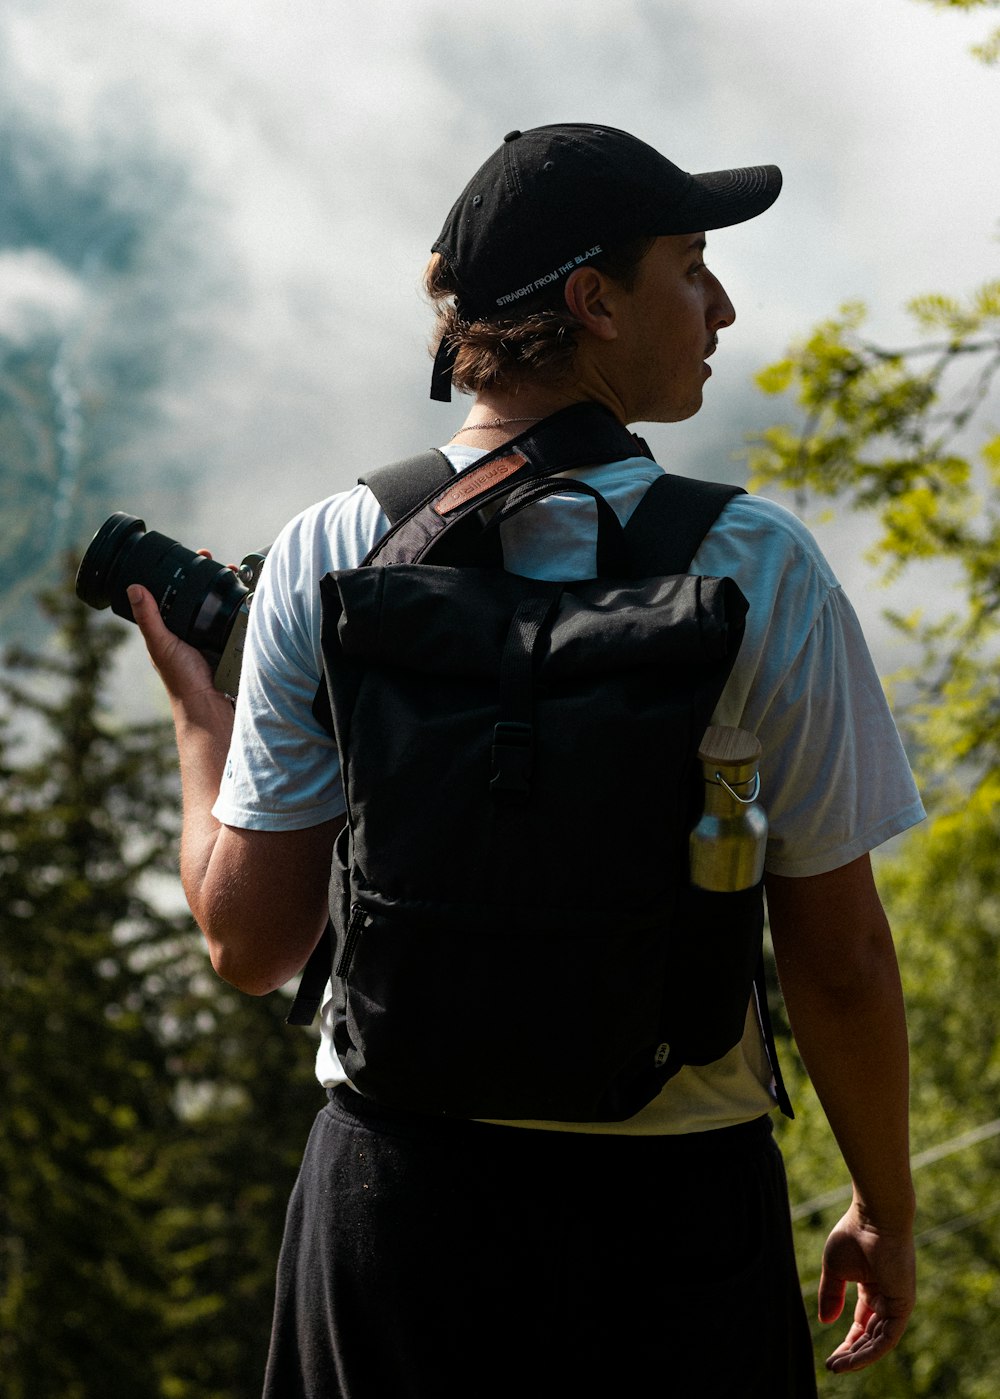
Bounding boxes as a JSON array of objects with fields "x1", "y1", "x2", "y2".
[{"x1": 490, "y1": 721, "x2": 533, "y2": 798}]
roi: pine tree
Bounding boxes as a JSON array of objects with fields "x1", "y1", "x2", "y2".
[
  {"x1": 0, "y1": 571, "x2": 322, "y2": 1398},
  {"x1": 0, "y1": 577, "x2": 188, "y2": 1397}
]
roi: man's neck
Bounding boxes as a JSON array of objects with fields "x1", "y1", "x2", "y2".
[{"x1": 449, "y1": 380, "x2": 629, "y2": 450}]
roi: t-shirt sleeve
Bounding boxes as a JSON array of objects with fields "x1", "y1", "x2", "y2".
[
  {"x1": 695, "y1": 495, "x2": 924, "y2": 878},
  {"x1": 754, "y1": 586, "x2": 925, "y2": 877},
  {"x1": 211, "y1": 485, "x2": 388, "y2": 831}
]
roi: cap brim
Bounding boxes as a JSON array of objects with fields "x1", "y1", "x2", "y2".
[{"x1": 656, "y1": 164, "x2": 782, "y2": 234}]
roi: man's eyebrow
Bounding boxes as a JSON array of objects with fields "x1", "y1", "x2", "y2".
[{"x1": 686, "y1": 236, "x2": 707, "y2": 253}]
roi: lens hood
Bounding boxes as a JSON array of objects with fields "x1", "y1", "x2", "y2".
[{"x1": 76, "y1": 513, "x2": 146, "y2": 610}]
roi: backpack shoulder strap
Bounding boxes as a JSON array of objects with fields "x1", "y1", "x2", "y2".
[
  {"x1": 286, "y1": 922, "x2": 332, "y2": 1026},
  {"x1": 360, "y1": 449, "x2": 454, "y2": 525},
  {"x1": 291, "y1": 450, "x2": 455, "y2": 1030},
  {"x1": 623, "y1": 474, "x2": 744, "y2": 576},
  {"x1": 754, "y1": 955, "x2": 794, "y2": 1120},
  {"x1": 625, "y1": 474, "x2": 794, "y2": 1119}
]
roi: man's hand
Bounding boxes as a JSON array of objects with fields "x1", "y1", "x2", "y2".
[
  {"x1": 819, "y1": 1202, "x2": 916, "y2": 1374},
  {"x1": 128, "y1": 583, "x2": 220, "y2": 704},
  {"x1": 127, "y1": 547, "x2": 233, "y2": 707}
]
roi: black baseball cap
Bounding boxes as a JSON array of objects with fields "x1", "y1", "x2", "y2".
[{"x1": 429, "y1": 123, "x2": 782, "y2": 400}]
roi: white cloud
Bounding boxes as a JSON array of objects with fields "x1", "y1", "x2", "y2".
[
  {"x1": 0, "y1": 248, "x2": 88, "y2": 344},
  {"x1": 3, "y1": 0, "x2": 998, "y2": 668}
]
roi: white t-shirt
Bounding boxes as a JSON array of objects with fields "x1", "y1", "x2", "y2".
[{"x1": 214, "y1": 446, "x2": 924, "y2": 1134}]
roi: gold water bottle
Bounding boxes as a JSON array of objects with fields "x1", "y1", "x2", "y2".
[{"x1": 689, "y1": 726, "x2": 768, "y2": 892}]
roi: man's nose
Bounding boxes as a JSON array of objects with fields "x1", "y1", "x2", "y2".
[{"x1": 708, "y1": 273, "x2": 736, "y2": 330}]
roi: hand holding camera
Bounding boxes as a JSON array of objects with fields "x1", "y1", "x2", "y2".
[{"x1": 76, "y1": 513, "x2": 268, "y2": 698}]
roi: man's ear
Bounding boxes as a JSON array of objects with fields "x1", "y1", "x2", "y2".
[{"x1": 563, "y1": 267, "x2": 621, "y2": 342}]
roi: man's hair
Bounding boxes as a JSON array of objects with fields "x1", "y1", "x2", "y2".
[{"x1": 424, "y1": 237, "x2": 655, "y2": 396}]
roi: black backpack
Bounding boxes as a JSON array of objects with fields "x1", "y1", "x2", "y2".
[{"x1": 292, "y1": 403, "x2": 790, "y2": 1122}]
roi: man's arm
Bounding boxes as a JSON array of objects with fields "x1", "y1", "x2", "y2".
[
  {"x1": 129, "y1": 583, "x2": 340, "y2": 994},
  {"x1": 766, "y1": 854, "x2": 916, "y2": 1376}
]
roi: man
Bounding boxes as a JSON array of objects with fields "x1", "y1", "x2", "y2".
[{"x1": 130, "y1": 125, "x2": 923, "y2": 1396}]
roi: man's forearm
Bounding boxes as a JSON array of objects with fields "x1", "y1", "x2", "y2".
[
  {"x1": 778, "y1": 927, "x2": 914, "y2": 1229},
  {"x1": 767, "y1": 856, "x2": 916, "y2": 1370},
  {"x1": 767, "y1": 858, "x2": 914, "y2": 1227},
  {"x1": 127, "y1": 580, "x2": 235, "y2": 926},
  {"x1": 172, "y1": 689, "x2": 337, "y2": 991},
  {"x1": 169, "y1": 689, "x2": 235, "y2": 924}
]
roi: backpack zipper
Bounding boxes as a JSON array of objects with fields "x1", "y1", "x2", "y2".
[{"x1": 336, "y1": 904, "x2": 369, "y2": 979}]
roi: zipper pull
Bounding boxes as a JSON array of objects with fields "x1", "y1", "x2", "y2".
[{"x1": 336, "y1": 904, "x2": 370, "y2": 979}]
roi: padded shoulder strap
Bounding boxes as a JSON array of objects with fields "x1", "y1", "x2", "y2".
[
  {"x1": 360, "y1": 450, "x2": 454, "y2": 525},
  {"x1": 623, "y1": 474, "x2": 744, "y2": 576},
  {"x1": 622, "y1": 473, "x2": 793, "y2": 1116},
  {"x1": 292, "y1": 453, "x2": 453, "y2": 1029}
]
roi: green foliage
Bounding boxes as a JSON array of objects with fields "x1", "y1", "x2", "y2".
[
  {"x1": 751, "y1": 9, "x2": 1000, "y2": 1379},
  {"x1": 914, "y1": 0, "x2": 1000, "y2": 64},
  {"x1": 753, "y1": 167, "x2": 1000, "y2": 1399},
  {"x1": 776, "y1": 816, "x2": 1000, "y2": 1396},
  {"x1": 0, "y1": 571, "x2": 322, "y2": 1398},
  {"x1": 1, "y1": 583, "x2": 182, "y2": 1398},
  {"x1": 750, "y1": 280, "x2": 1000, "y2": 801}
]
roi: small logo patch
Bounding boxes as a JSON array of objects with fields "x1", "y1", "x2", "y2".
[
  {"x1": 435, "y1": 452, "x2": 528, "y2": 514},
  {"x1": 654, "y1": 1043, "x2": 670, "y2": 1068}
]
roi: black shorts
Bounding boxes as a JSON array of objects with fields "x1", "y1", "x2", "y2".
[{"x1": 263, "y1": 1086, "x2": 817, "y2": 1399}]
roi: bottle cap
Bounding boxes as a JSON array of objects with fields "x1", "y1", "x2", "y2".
[
  {"x1": 698, "y1": 725, "x2": 761, "y2": 769},
  {"x1": 699, "y1": 727, "x2": 760, "y2": 794}
]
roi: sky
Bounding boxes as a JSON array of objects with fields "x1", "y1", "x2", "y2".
[{"x1": 2, "y1": 0, "x2": 998, "y2": 701}]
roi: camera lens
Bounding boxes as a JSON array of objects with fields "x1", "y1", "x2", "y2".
[
  {"x1": 76, "y1": 512, "x2": 250, "y2": 660},
  {"x1": 75, "y1": 513, "x2": 145, "y2": 610}
]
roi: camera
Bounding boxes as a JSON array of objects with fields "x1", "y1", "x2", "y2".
[{"x1": 75, "y1": 512, "x2": 268, "y2": 698}]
